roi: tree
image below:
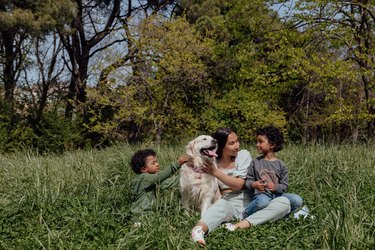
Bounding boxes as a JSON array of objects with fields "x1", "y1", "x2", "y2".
[
  {"x1": 285, "y1": 0, "x2": 375, "y2": 141},
  {"x1": 88, "y1": 16, "x2": 213, "y2": 144},
  {"x1": 59, "y1": 0, "x2": 181, "y2": 119},
  {"x1": 0, "y1": 0, "x2": 79, "y2": 152},
  {"x1": 0, "y1": 0, "x2": 75, "y2": 110},
  {"x1": 176, "y1": 0, "x2": 294, "y2": 140},
  {"x1": 57, "y1": 0, "x2": 121, "y2": 118}
]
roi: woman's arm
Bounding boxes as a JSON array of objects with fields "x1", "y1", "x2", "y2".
[
  {"x1": 202, "y1": 158, "x2": 246, "y2": 190},
  {"x1": 202, "y1": 150, "x2": 251, "y2": 190},
  {"x1": 210, "y1": 168, "x2": 246, "y2": 190}
]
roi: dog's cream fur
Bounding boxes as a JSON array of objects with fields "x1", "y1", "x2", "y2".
[{"x1": 180, "y1": 135, "x2": 221, "y2": 215}]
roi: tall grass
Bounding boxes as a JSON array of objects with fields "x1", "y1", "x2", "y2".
[{"x1": 0, "y1": 143, "x2": 374, "y2": 249}]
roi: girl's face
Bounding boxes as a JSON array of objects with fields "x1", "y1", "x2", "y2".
[
  {"x1": 256, "y1": 135, "x2": 274, "y2": 154},
  {"x1": 222, "y1": 132, "x2": 240, "y2": 161},
  {"x1": 141, "y1": 155, "x2": 160, "y2": 174}
]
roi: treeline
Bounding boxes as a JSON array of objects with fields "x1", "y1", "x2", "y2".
[{"x1": 0, "y1": 0, "x2": 374, "y2": 152}]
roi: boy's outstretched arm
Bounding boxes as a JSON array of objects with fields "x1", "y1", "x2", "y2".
[
  {"x1": 178, "y1": 155, "x2": 190, "y2": 165},
  {"x1": 146, "y1": 154, "x2": 188, "y2": 185},
  {"x1": 158, "y1": 155, "x2": 189, "y2": 189}
]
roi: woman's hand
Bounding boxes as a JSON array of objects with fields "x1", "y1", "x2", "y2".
[{"x1": 202, "y1": 158, "x2": 217, "y2": 174}]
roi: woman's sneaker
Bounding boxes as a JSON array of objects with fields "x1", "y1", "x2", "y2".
[
  {"x1": 223, "y1": 223, "x2": 237, "y2": 232},
  {"x1": 191, "y1": 226, "x2": 205, "y2": 247}
]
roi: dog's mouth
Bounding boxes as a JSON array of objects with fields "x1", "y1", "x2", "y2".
[{"x1": 200, "y1": 146, "x2": 218, "y2": 158}]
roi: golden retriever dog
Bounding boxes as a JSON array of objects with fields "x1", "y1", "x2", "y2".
[{"x1": 180, "y1": 135, "x2": 221, "y2": 215}]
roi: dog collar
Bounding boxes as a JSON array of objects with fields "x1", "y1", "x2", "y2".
[{"x1": 186, "y1": 162, "x2": 205, "y2": 173}]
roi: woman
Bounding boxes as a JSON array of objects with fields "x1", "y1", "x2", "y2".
[{"x1": 191, "y1": 128, "x2": 290, "y2": 247}]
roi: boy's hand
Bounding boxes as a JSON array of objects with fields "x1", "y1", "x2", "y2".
[
  {"x1": 178, "y1": 155, "x2": 190, "y2": 165},
  {"x1": 251, "y1": 179, "x2": 267, "y2": 192}
]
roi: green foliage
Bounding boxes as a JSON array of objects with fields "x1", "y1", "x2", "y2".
[
  {"x1": 0, "y1": 110, "x2": 85, "y2": 153},
  {"x1": 0, "y1": 112, "x2": 33, "y2": 152},
  {"x1": 288, "y1": 0, "x2": 375, "y2": 140},
  {"x1": 178, "y1": 0, "x2": 230, "y2": 39},
  {"x1": 180, "y1": 0, "x2": 374, "y2": 142},
  {"x1": 0, "y1": 143, "x2": 374, "y2": 248},
  {"x1": 203, "y1": 87, "x2": 287, "y2": 142},
  {"x1": 0, "y1": 0, "x2": 76, "y2": 33},
  {"x1": 30, "y1": 111, "x2": 86, "y2": 152},
  {"x1": 88, "y1": 16, "x2": 214, "y2": 143},
  {"x1": 1, "y1": 0, "x2": 374, "y2": 151}
]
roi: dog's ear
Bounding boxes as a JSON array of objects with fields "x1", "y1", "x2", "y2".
[{"x1": 186, "y1": 139, "x2": 195, "y2": 157}]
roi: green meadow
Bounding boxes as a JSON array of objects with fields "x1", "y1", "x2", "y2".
[{"x1": 0, "y1": 143, "x2": 374, "y2": 249}]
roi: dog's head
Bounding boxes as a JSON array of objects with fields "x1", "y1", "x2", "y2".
[{"x1": 186, "y1": 135, "x2": 218, "y2": 163}]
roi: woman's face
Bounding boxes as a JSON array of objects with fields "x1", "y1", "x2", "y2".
[{"x1": 222, "y1": 132, "x2": 240, "y2": 161}]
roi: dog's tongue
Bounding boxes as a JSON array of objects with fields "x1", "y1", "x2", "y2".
[{"x1": 206, "y1": 150, "x2": 217, "y2": 158}]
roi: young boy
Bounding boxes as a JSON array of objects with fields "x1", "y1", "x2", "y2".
[
  {"x1": 130, "y1": 149, "x2": 189, "y2": 216},
  {"x1": 242, "y1": 126, "x2": 303, "y2": 218}
]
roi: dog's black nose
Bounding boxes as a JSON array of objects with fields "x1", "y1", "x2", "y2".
[{"x1": 213, "y1": 139, "x2": 217, "y2": 144}]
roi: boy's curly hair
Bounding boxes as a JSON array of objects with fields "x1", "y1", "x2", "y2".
[
  {"x1": 130, "y1": 149, "x2": 156, "y2": 174},
  {"x1": 256, "y1": 126, "x2": 285, "y2": 152}
]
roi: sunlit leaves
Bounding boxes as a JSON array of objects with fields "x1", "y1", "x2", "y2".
[{"x1": 88, "y1": 16, "x2": 213, "y2": 142}]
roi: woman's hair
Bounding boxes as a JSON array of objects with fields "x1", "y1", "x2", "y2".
[
  {"x1": 256, "y1": 126, "x2": 284, "y2": 152},
  {"x1": 212, "y1": 128, "x2": 235, "y2": 160},
  {"x1": 130, "y1": 149, "x2": 156, "y2": 174}
]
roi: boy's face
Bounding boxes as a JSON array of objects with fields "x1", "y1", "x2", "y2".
[
  {"x1": 256, "y1": 135, "x2": 275, "y2": 154},
  {"x1": 141, "y1": 155, "x2": 160, "y2": 174}
]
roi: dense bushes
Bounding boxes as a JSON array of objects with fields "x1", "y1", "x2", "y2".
[{"x1": 0, "y1": 110, "x2": 85, "y2": 153}]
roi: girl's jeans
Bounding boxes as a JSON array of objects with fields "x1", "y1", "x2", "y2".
[{"x1": 244, "y1": 192, "x2": 303, "y2": 217}]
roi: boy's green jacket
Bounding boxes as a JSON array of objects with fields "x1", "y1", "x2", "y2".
[{"x1": 130, "y1": 162, "x2": 181, "y2": 215}]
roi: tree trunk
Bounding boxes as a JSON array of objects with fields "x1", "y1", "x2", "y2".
[{"x1": 2, "y1": 31, "x2": 16, "y2": 110}]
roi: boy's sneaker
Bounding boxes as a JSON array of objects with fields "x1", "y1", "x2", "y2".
[
  {"x1": 223, "y1": 223, "x2": 237, "y2": 232},
  {"x1": 191, "y1": 226, "x2": 205, "y2": 247}
]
